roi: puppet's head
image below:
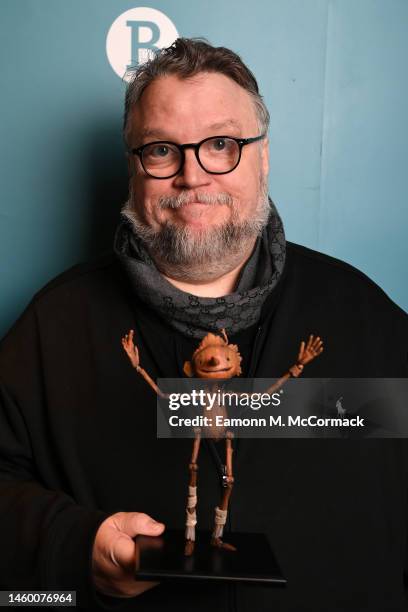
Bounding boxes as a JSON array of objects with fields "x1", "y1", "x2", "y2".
[{"x1": 183, "y1": 329, "x2": 242, "y2": 379}]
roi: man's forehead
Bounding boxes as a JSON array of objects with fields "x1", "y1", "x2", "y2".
[
  {"x1": 129, "y1": 73, "x2": 259, "y2": 141},
  {"x1": 138, "y1": 119, "x2": 243, "y2": 141}
]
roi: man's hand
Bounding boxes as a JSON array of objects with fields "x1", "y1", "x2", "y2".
[
  {"x1": 92, "y1": 512, "x2": 165, "y2": 598},
  {"x1": 122, "y1": 330, "x2": 140, "y2": 370}
]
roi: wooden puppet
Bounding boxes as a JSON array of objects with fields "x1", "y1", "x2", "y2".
[{"x1": 122, "y1": 329, "x2": 323, "y2": 556}]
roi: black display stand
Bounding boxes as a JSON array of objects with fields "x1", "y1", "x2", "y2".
[{"x1": 134, "y1": 529, "x2": 286, "y2": 585}]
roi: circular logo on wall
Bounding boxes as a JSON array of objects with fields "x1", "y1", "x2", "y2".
[{"x1": 106, "y1": 7, "x2": 179, "y2": 81}]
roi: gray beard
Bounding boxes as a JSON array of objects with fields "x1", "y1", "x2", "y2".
[{"x1": 122, "y1": 180, "x2": 271, "y2": 282}]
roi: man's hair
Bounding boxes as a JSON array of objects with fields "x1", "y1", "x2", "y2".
[{"x1": 123, "y1": 38, "x2": 270, "y2": 144}]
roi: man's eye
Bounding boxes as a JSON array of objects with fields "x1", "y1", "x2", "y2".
[
  {"x1": 151, "y1": 145, "x2": 169, "y2": 157},
  {"x1": 212, "y1": 138, "x2": 226, "y2": 151}
]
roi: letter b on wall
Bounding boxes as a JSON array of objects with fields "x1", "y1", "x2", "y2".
[{"x1": 106, "y1": 7, "x2": 178, "y2": 81}]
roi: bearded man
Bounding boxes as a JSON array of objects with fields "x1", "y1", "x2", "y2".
[{"x1": 0, "y1": 39, "x2": 407, "y2": 612}]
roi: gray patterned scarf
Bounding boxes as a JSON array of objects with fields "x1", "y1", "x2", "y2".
[{"x1": 113, "y1": 199, "x2": 286, "y2": 338}]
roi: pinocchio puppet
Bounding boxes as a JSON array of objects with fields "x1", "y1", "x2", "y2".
[{"x1": 122, "y1": 328, "x2": 323, "y2": 556}]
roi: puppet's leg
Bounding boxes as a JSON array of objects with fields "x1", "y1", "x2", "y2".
[
  {"x1": 184, "y1": 428, "x2": 201, "y2": 556},
  {"x1": 211, "y1": 431, "x2": 237, "y2": 551}
]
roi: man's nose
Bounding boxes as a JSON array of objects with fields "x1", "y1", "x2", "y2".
[
  {"x1": 173, "y1": 149, "x2": 211, "y2": 189},
  {"x1": 208, "y1": 356, "x2": 220, "y2": 367}
]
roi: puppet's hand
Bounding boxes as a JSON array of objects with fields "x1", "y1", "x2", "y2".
[
  {"x1": 297, "y1": 335, "x2": 323, "y2": 366},
  {"x1": 122, "y1": 329, "x2": 140, "y2": 369}
]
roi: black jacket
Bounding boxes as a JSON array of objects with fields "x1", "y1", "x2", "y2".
[{"x1": 0, "y1": 242, "x2": 407, "y2": 611}]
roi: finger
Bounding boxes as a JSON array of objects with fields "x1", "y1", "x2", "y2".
[
  {"x1": 133, "y1": 513, "x2": 165, "y2": 537},
  {"x1": 307, "y1": 334, "x2": 314, "y2": 348},
  {"x1": 117, "y1": 512, "x2": 165, "y2": 539},
  {"x1": 111, "y1": 534, "x2": 138, "y2": 569},
  {"x1": 113, "y1": 533, "x2": 163, "y2": 573},
  {"x1": 297, "y1": 341, "x2": 305, "y2": 361}
]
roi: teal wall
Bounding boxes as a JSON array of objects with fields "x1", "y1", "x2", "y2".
[{"x1": 1, "y1": 0, "x2": 407, "y2": 337}]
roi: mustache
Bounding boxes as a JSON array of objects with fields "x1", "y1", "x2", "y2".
[{"x1": 157, "y1": 191, "x2": 234, "y2": 210}]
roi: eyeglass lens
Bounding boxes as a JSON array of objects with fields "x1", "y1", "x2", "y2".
[{"x1": 141, "y1": 137, "x2": 240, "y2": 177}]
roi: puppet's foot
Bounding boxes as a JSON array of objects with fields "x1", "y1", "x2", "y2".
[
  {"x1": 211, "y1": 507, "x2": 236, "y2": 551},
  {"x1": 211, "y1": 536, "x2": 237, "y2": 552},
  {"x1": 184, "y1": 539, "x2": 195, "y2": 556}
]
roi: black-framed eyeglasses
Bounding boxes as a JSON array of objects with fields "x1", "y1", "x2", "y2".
[{"x1": 130, "y1": 134, "x2": 266, "y2": 179}]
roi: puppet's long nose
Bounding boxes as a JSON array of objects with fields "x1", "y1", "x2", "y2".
[{"x1": 208, "y1": 356, "x2": 220, "y2": 367}]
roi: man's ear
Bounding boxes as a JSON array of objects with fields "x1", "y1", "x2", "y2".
[{"x1": 183, "y1": 361, "x2": 194, "y2": 377}]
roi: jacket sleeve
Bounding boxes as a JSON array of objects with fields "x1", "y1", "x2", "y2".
[{"x1": 0, "y1": 303, "x2": 109, "y2": 607}]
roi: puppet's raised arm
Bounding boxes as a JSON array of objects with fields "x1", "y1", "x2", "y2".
[
  {"x1": 122, "y1": 329, "x2": 168, "y2": 399},
  {"x1": 262, "y1": 335, "x2": 324, "y2": 395}
]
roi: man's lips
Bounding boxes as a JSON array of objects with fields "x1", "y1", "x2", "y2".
[
  {"x1": 175, "y1": 201, "x2": 212, "y2": 208},
  {"x1": 171, "y1": 202, "x2": 218, "y2": 222}
]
